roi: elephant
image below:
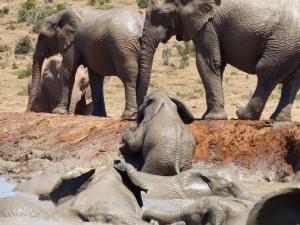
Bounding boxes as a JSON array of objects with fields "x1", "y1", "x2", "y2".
[
  {"x1": 143, "y1": 188, "x2": 300, "y2": 225},
  {"x1": 122, "y1": 91, "x2": 196, "y2": 175},
  {"x1": 136, "y1": 0, "x2": 300, "y2": 121},
  {"x1": 113, "y1": 162, "x2": 247, "y2": 201},
  {"x1": 27, "y1": 56, "x2": 93, "y2": 115},
  {"x1": 27, "y1": 7, "x2": 144, "y2": 119}
]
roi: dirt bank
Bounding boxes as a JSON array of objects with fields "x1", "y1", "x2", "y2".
[{"x1": 0, "y1": 112, "x2": 299, "y2": 182}]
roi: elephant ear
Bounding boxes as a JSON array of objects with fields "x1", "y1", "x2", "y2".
[
  {"x1": 177, "y1": 0, "x2": 221, "y2": 41},
  {"x1": 44, "y1": 168, "x2": 95, "y2": 205},
  {"x1": 137, "y1": 95, "x2": 165, "y2": 124},
  {"x1": 57, "y1": 9, "x2": 83, "y2": 53},
  {"x1": 246, "y1": 188, "x2": 300, "y2": 225},
  {"x1": 170, "y1": 96, "x2": 194, "y2": 124}
]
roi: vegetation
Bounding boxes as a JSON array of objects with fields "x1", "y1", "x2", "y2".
[
  {"x1": 12, "y1": 62, "x2": 18, "y2": 70},
  {"x1": 14, "y1": 64, "x2": 32, "y2": 79},
  {"x1": 6, "y1": 22, "x2": 17, "y2": 30},
  {"x1": 0, "y1": 44, "x2": 10, "y2": 53},
  {"x1": 18, "y1": 0, "x2": 66, "y2": 33},
  {"x1": 15, "y1": 36, "x2": 32, "y2": 55},
  {"x1": 296, "y1": 91, "x2": 300, "y2": 100},
  {"x1": 17, "y1": 86, "x2": 28, "y2": 96},
  {"x1": 137, "y1": 0, "x2": 149, "y2": 8},
  {"x1": 0, "y1": 6, "x2": 9, "y2": 17},
  {"x1": 175, "y1": 42, "x2": 194, "y2": 69}
]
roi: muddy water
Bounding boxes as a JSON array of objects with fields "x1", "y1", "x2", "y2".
[{"x1": 0, "y1": 178, "x2": 67, "y2": 225}]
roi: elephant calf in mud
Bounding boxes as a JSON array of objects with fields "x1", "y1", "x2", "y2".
[
  {"x1": 122, "y1": 91, "x2": 196, "y2": 175},
  {"x1": 5, "y1": 163, "x2": 300, "y2": 225},
  {"x1": 28, "y1": 56, "x2": 93, "y2": 115}
]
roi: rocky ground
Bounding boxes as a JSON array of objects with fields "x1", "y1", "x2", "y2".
[{"x1": 0, "y1": 112, "x2": 299, "y2": 183}]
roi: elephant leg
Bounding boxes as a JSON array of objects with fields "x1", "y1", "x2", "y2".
[
  {"x1": 237, "y1": 41, "x2": 298, "y2": 120},
  {"x1": 118, "y1": 56, "x2": 138, "y2": 120},
  {"x1": 88, "y1": 70, "x2": 106, "y2": 117},
  {"x1": 194, "y1": 26, "x2": 227, "y2": 120},
  {"x1": 53, "y1": 48, "x2": 79, "y2": 114},
  {"x1": 270, "y1": 68, "x2": 300, "y2": 121},
  {"x1": 236, "y1": 78, "x2": 276, "y2": 120}
]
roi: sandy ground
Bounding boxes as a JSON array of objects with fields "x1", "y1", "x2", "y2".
[{"x1": 0, "y1": 0, "x2": 299, "y2": 120}]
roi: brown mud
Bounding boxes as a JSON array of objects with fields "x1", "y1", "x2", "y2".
[{"x1": 0, "y1": 112, "x2": 299, "y2": 182}]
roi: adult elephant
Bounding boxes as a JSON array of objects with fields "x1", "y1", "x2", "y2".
[
  {"x1": 27, "y1": 7, "x2": 144, "y2": 119},
  {"x1": 28, "y1": 56, "x2": 93, "y2": 115},
  {"x1": 137, "y1": 0, "x2": 300, "y2": 121}
]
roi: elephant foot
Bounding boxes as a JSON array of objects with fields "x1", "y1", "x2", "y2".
[
  {"x1": 52, "y1": 106, "x2": 68, "y2": 114},
  {"x1": 236, "y1": 106, "x2": 260, "y2": 120},
  {"x1": 121, "y1": 108, "x2": 137, "y2": 121},
  {"x1": 270, "y1": 112, "x2": 291, "y2": 122},
  {"x1": 203, "y1": 109, "x2": 228, "y2": 120}
]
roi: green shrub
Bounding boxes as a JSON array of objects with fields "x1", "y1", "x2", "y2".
[
  {"x1": 15, "y1": 36, "x2": 32, "y2": 54},
  {"x1": 17, "y1": 0, "x2": 67, "y2": 33},
  {"x1": 14, "y1": 64, "x2": 32, "y2": 79},
  {"x1": 88, "y1": 0, "x2": 96, "y2": 5},
  {"x1": 0, "y1": 44, "x2": 10, "y2": 53},
  {"x1": 6, "y1": 22, "x2": 16, "y2": 30},
  {"x1": 17, "y1": 85, "x2": 28, "y2": 96},
  {"x1": 12, "y1": 62, "x2": 18, "y2": 70},
  {"x1": 176, "y1": 41, "x2": 194, "y2": 69},
  {"x1": 137, "y1": 0, "x2": 149, "y2": 8},
  {"x1": 296, "y1": 91, "x2": 300, "y2": 100}
]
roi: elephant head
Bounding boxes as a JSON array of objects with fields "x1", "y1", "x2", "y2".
[
  {"x1": 27, "y1": 9, "x2": 83, "y2": 112},
  {"x1": 136, "y1": 91, "x2": 194, "y2": 124},
  {"x1": 136, "y1": 0, "x2": 221, "y2": 106}
]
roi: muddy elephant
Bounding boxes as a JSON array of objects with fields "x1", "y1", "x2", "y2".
[
  {"x1": 27, "y1": 56, "x2": 93, "y2": 115},
  {"x1": 122, "y1": 91, "x2": 196, "y2": 175},
  {"x1": 27, "y1": 7, "x2": 144, "y2": 119},
  {"x1": 143, "y1": 188, "x2": 300, "y2": 225},
  {"x1": 137, "y1": 0, "x2": 300, "y2": 121}
]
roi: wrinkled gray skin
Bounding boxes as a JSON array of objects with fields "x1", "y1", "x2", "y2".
[
  {"x1": 143, "y1": 188, "x2": 300, "y2": 225},
  {"x1": 27, "y1": 7, "x2": 144, "y2": 119},
  {"x1": 122, "y1": 91, "x2": 196, "y2": 175},
  {"x1": 137, "y1": 0, "x2": 300, "y2": 121},
  {"x1": 113, "y1": 162, "x2": 247, "y2": 200},
  {"x1": 27, "y1": 56, "x2": 93, "y2": 115}
]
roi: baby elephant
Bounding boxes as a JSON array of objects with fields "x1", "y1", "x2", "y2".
[
  {"x1": 28, "y1": 56, "x2": 93, "y2": 115},
  {"x1": 122, "y1": 91, "x2": 196, "y2": 176}
]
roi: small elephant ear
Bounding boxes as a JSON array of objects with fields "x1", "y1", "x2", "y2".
[
  {"x1": 170, "y1": 97, "x2": 194, "y2": 124},
  {"x1": 57, "y1": 9, "x2": 83, "y2": 53},
  {"x1": 137, "y1": 96, "x2": 165, "y2": 124},
  {"x1": 246, "y1": 188, "x2": 300, "y2": 225},
  {"x1": 177, "y1": 0, "x2": 221, "y2": 41},
  {"x1": 46, "y1": 168, "x2": 95, "y2": 205}
]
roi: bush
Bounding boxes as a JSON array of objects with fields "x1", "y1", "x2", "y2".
[
  {"x1": 17, "y1": 0, "x2": 67, "y2": 33},
  {"x1": 137, "y1": 0, "x2": 149, "y2": 8},
  {"x1": 14, "y1": 64, "x2": 32, "y2": 79},
  {"x1": 17, "y1": 85, "x2": 28, "y2": 96},
  {"x1": 6, "y1": 22, "x2": 16, "y2": 30},
  {"x1": 175, "y1": 41, "x2": 194, "y2": 69},
  {"x1": 12, "y1": 62, "x2": 18, "y2": 70},
  {"x1": 88, "y1": 0, "x2": 96, "y2": 5},
  {"x1": 0, "y1": 44, "x2": 10, "y2": 53},
  {"x1": 15, "y1": 36, "x2": 32, "y2": 55}
]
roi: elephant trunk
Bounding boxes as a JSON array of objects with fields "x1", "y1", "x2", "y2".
[
  {"x1": 26, "y1": 39, "x2": 46, "y2": 112},
  {"x1": 137, "y1": 17, "x2": 160, "y2": 106},
  {"x1": 142, "y1": 209, "x2": 183, "y2": 224}
]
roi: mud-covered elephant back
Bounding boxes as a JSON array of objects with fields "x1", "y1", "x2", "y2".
[{"x1": 177, "y1": 0, "x2": 221, "y2": 41}]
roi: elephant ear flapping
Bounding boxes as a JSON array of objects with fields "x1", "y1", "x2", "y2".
[
  {"x1": 177, "y1": 0, "x2": 221, "y2": 41},
  {"x1": 57, "y1": 9, "x2": 83, "y2": 53},
  {"x1": 45, "y1": 168, "x2": 95, "y2": 205},
  {"x1": 170, "y1": 97, "x2": 194, "y2": 124}
]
